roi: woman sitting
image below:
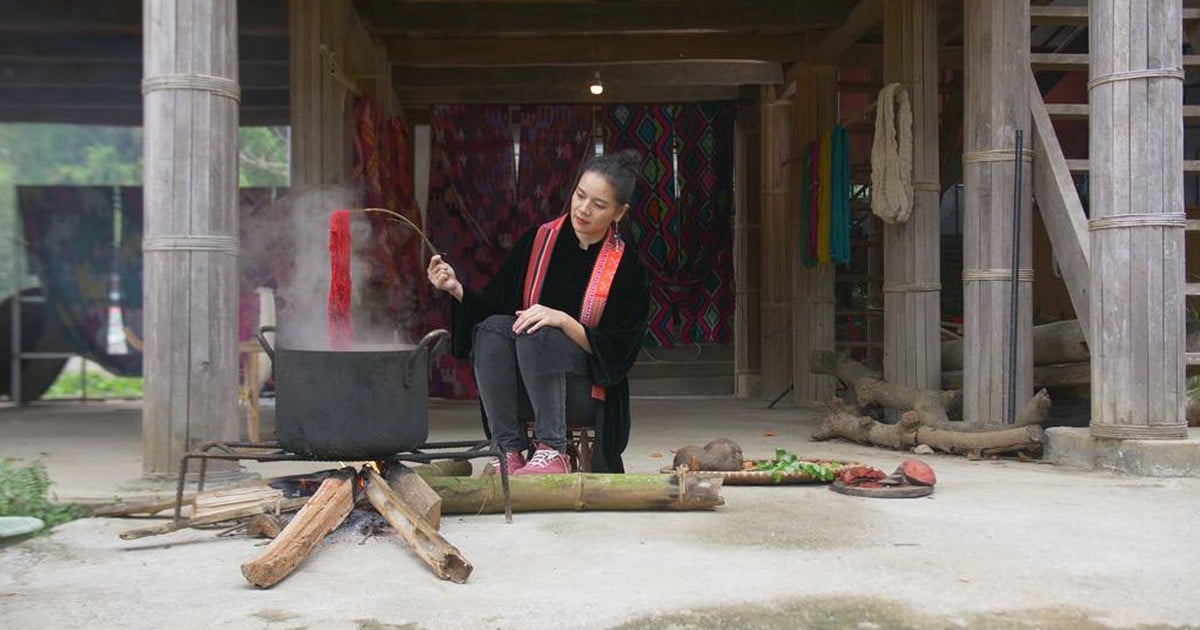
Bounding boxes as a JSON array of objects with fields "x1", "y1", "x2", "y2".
[{"x1": 426, "y1": 150, "x2": 650, "y2": 474}]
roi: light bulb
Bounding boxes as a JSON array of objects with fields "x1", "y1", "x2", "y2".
[{"x1": 589, "y1": 71, "x2": 603, "y2": 95}]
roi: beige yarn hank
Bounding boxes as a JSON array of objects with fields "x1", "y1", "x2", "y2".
[{"x1": 870, "y1": 83, "x2": 914, "y2": 224}]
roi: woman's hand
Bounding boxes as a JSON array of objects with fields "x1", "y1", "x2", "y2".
[
  {"x1": 427, "y1": 254, "x2": 463, "y2": 301},
  {"x1": 512, "y1": 304, "x2": 572, "y2": 335}
]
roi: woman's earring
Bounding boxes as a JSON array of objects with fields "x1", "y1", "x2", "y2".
[{"x1": 613, "y1": 220, "x2": 622, "y2": 241}]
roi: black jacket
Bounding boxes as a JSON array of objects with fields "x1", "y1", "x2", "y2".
[{"x1": 450, "y1": 220, "x2": 650, "y2": 472}]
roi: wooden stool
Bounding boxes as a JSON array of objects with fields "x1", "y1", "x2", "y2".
[{"x1": 524, "y1": 420, "x2": 596, "y2": 472}]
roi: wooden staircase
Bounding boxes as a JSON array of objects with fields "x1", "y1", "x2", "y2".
[{"x1": 1028, "y1": 3, "x2": 1199, "y2": 372}]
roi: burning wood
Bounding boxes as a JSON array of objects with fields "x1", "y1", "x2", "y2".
[
  {"x1": 364, "y1": 468, "x2": 471, "y2": 584},
  {"x1": 241, "y1": 467, "x2": 358, "y2": 588}
]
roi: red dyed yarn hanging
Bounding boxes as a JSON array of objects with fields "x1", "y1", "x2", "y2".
[{"x1": 327, "y1": 209, "x2": 353, "y2": 349}]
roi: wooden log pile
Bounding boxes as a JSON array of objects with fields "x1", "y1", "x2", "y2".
[
  {"x1": 113, "y1": 463, "x2": 725, "y2": 588},
  {"x1": 809, "y1": 350, "x2": 1050, "y2": 458}
]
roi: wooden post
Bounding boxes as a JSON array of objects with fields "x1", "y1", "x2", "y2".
[
  {"x1": 290, "y1": 0, "x2": 391, "y2": 189},
  {"x1": 961, "y1": 1, "x2": 1033, "y2": 423},
  {"x1": 790, "y1": 65, "x2": 838, "y2": 404},
  {"x1": 1088, "y1": 0, "x2": 1187, "y2": 439},
  {"x1": 734, "y1": 100, "x2": 763, "y2": 399},
  {"x1": 759, "y1": 86, "x2": 793, "y2": 401},
  {"x1": 882, "y1": 0, "x2": 941, "y2": 392},
  {"x1": 142, "y1": 0, "x2": 241, "y2": 477}
]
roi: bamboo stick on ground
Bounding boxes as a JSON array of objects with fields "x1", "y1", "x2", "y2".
[
  {"x1": 118, "y1": 497, "x2": 307, "y2": 540},
  {"x1": 422, "y1": 472, "x2": 724, "y2": 515},
  {"x1": 364, "y1": 469, "x2": 471, "y2": 584},
  {"x1": 241, "y1": 468, "x2": 357, "y2": 589}
]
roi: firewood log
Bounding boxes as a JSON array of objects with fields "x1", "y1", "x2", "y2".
[
  {"x1": 812, "y1": 409, "x2": 1044, "y2": 456},
  {"x1": 240, "y1": 468, "x2": 357, "y2": 588},
  {"x1": 364, "y1": 469, "x2": 471, "y2": 584}
]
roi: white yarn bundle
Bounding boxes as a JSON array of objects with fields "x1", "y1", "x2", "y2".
[{"x1": 870, "y1": 83, "x2": 914, "y2": 224}]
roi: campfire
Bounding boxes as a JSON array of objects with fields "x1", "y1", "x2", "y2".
[{"x1": 113, "y1": 460, "x2": 725, "y2": 588}]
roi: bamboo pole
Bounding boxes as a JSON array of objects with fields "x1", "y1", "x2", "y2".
[
  {"x1": 882, "y1": 0, "x2": 942, "y2": 393},
  {"x1": 1088, "y1": 0, "x2": 1188, "y2": 439},
  {"x1": 423, "y1": 472, "x2": 724, "y2": 514},
  {"x1": 142, "y1": 0, "x2": 241, "y2": 477},
  {"x1": 962, "y1": 0, "x2": 1033, "y2": 423}
]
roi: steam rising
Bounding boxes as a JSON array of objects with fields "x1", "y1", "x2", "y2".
[{"x1": 254, "y1": 185, "x2": 413, "y2": 352}]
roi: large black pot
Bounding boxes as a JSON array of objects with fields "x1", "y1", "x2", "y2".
[{"x1": 256, "y1": 327, "x2": 448, "y2": 459}]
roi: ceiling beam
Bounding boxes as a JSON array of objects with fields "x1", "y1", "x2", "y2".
[
  {"x1": 391, "y1": 84, "x2": 749, "y2": 105},
  {"x1": 0, "y1": 34, "x2": 287, "y2": 64},
  {"x1": 357, "y1": 0, "x2": 849, "y2": 36},
  {"x1": 811, "y1": 0, "x2": 883, "y2": 65},
  {"x1": 839, "y1": 44, "x2": 962, "y2": 69},
  {"x1": 0, "y1": 0, "x2": 287, "y2": 36},
  {"x1": 0, "y1": 60, "x2": 288, "y2": 89},
  {"x1": 392, "y1": 61, "x2": 783, "y2": 89},
  {"x1": 386, "y1": 34, "x2": 806, "y2": 65}
]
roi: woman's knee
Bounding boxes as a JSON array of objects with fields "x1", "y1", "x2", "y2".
[{"x1": 515, "y1": 327, "x2": 589, "y2": 374}]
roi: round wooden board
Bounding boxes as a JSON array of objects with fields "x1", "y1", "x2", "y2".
[{"x1": 829, "y1": 480, "x2": 934, "y2": 498}]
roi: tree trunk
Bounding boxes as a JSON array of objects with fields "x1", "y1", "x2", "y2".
[
  {"x1": 942, "y1": 319, "x2": 1089, "y2": 370},
  {"x1": 812, "y1": 409, "x2": 1044, "y2": 456},
  {"x1": 423, "y1": 472, "x2": 725, "y2": 514},
  {"x1": 364, "y1": 469, "x2": 472, "y2": 584},
  {"x1": 811, "y1": 350, "x2": 960, "y2": 423},
  {"x1": 241, "y1": 468, "x2": 357, "y2": 588}
]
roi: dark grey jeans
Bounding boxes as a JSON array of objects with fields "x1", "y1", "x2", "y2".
[{"x1": 473, "y1": 314, "x2": 596, "y2": 453}]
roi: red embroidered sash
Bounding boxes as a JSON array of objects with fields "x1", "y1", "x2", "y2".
[{"x1": 522, "y1": 214, "x2": 625, "y2": 401}]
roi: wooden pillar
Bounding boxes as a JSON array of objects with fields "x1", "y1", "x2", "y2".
[
  {"x1": 882, "y1": 0, "x2": 941, "y2": 391},
  {"x1": 962, "y1": 1, "x2": 1032, "y2": 423},
  {"x1": 759, "y1": 87, "x2": 793, "y2": 401},
  {"x1": 791, "y1": 66, "x2": 838, "y2": 403},
  {"x1": 1089, "y1": 0, "x2": 1187, "y2": 439},
  {"x1": 142, "y1": 0, "x2": 241, "y2": 477},
  {"x1": 290, "y1": 0, "x2": 390, "y2": 189},
  {"x1": 735, "y1": 101, "x2": 763, "y2": 399}
]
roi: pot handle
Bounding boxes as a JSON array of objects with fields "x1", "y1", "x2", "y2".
[
  {"x1": 255, "y1": 325, "x2": 277, "y2": 362},
  {"x1": 405, "y1": 329, "x2": 449, "y2": 387}
]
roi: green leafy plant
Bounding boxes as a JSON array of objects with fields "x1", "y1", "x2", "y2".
[
  {"x1": 753, "y1": 449, "x2": 838, "y2": 484},
  {"x1": 0, "y1": 459, "x2": 84, "y2": 531},
  {"x1": 44, "y1": 370, "x2": 143, "y2": 400}
]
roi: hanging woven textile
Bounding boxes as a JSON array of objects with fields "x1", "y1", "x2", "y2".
[
  {"x1": 830, "y1": 124, "x2": 852, "y2": 265},
  {"x1": 817, "y1": 129, "x2": 833, "y2": 263},
  {"x1": 870, "y1": 83, "x2": 914, "y2": 224}
]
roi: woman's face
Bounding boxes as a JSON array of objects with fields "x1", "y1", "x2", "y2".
[{"x1": 570, "y1": 170, "x2": 628, "y2": 246}]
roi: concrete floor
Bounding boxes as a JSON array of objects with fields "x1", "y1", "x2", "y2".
[{"x1": 1, "y1": 397, "x2": 1199, "y2": 629}]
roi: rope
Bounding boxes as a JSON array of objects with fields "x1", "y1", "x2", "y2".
[
  {"x1": 870, "y1": 83, "x2": 914, "y2": 224},
  {"x1": 1088, "y1": 213, "x2": 1186, "y2": 231},
  {"x1": 142, "y1": 235, "x2": 239, "y2": 254},
  {"x1": 1088, "y1": 68, "x2": 1184, "y2": 91},
  {"x1": 142, "y1": 74, "x2": 240, "y2": 101}
]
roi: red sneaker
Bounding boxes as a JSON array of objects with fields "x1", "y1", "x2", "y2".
[
  {"x1": 512, "y1": 444, "x2": 572, "y2": 475},
  {"x1": 484, "y1": 451, "x2": 526, "y2": 476}
]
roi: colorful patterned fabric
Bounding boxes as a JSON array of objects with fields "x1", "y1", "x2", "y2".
[
  {"x1": 797, "y1": 125, "x2": 853, "y2": 267},
  {"x1": 602, "y1": 102, "x2": 736, "y2": 346},
  {"x1": 515, "y1": 105, "x2": 594, "y2": 227},
  {"x1": 830, "y1": 124, "x2": 852, "y2": 265},
  {"x1": 18, "y1": 186, "x2": 141, "y2": 376},
  {"x1": 426, "y1": 105, "x2": 519, "y2": 398},
  {"x1": 352, "y1": 97, "x2": 427, "y2": 342}
]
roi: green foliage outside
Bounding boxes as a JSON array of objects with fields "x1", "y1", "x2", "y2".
[
  {"x1": 43, "y1": 366, "x2": 144, "y2": 400},
  {"x1": 0, "y1": 459, "x2": 84, "y2": 533}
]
